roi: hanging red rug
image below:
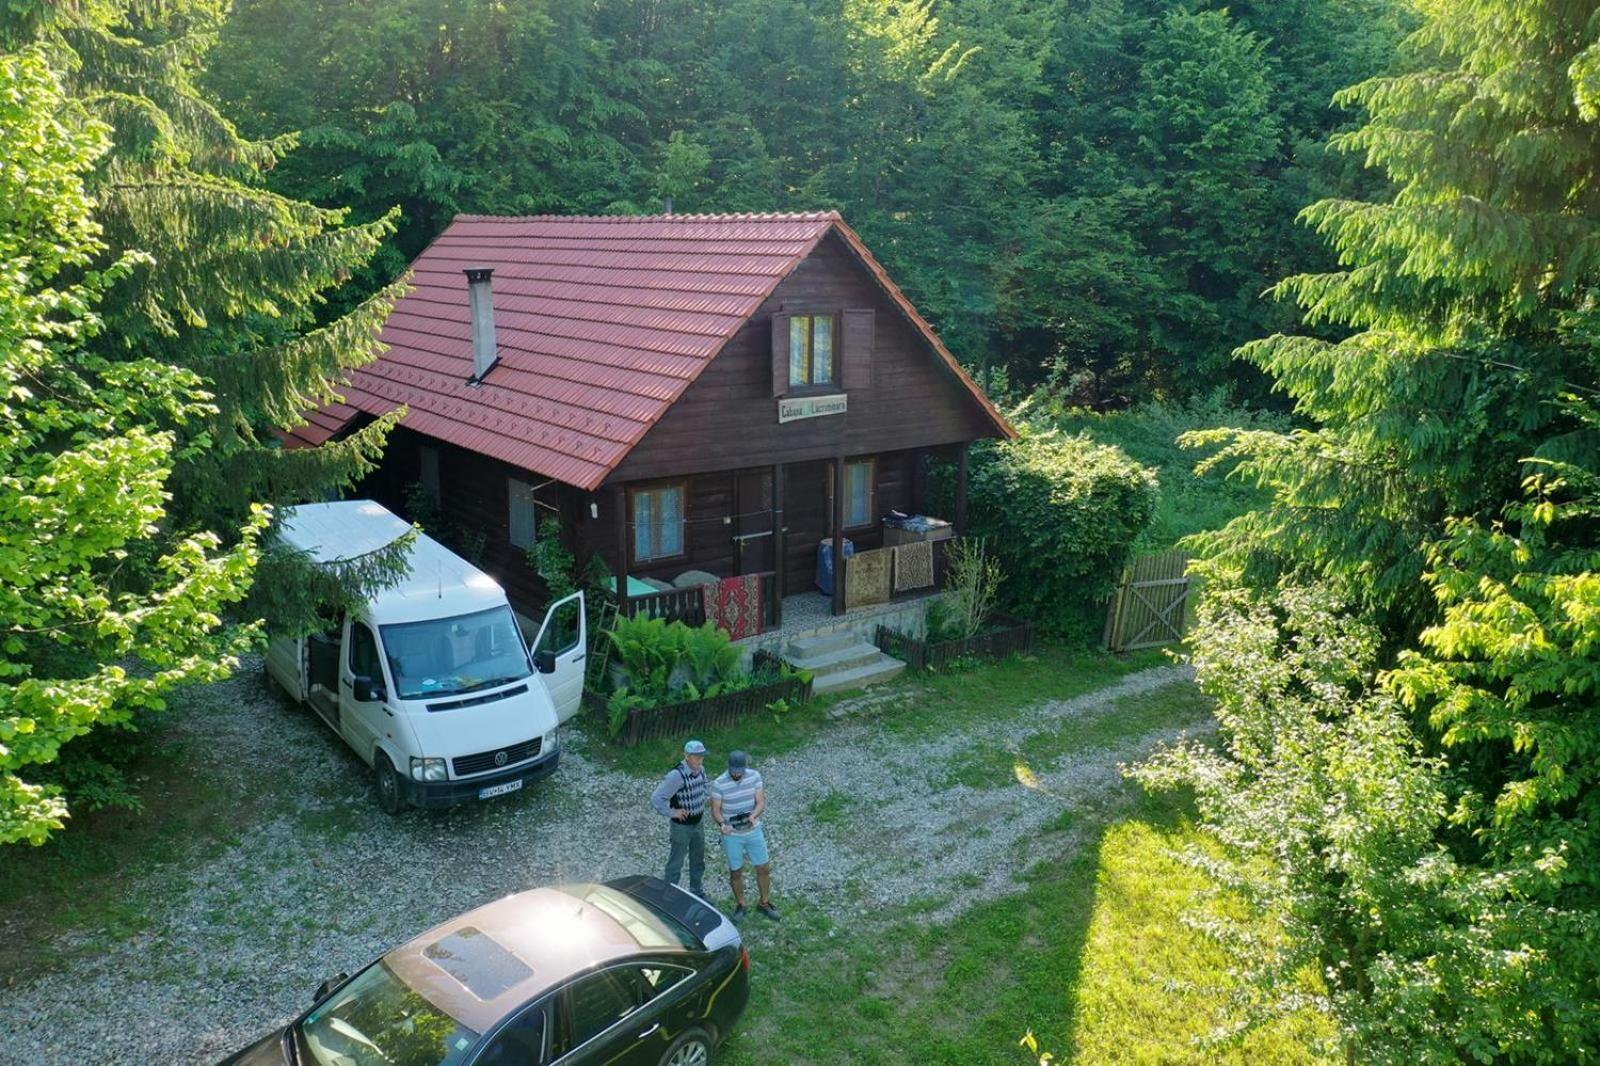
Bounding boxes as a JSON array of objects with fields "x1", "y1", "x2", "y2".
[{"x1": 710, "y1": 574, "x2": 764, "y2": 640}]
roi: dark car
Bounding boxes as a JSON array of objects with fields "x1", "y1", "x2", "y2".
[{"x1": 221, "y1": 876, "x2": 749, "y2": 1066}]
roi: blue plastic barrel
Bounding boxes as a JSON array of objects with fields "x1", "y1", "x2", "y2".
[{"x1": 815, "y1": 538, "x2": 856, "y2": 595}]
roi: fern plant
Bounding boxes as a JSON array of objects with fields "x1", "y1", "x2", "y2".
[{"x1": 682, "y1": 623, "x2": 741, "y2": 689}]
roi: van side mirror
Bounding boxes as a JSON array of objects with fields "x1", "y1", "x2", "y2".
[
  {"x1": 535, "y1": 649, "x2": 557, "y2": 674},
  {"x1": 353, "y1": 675, "x2": 385, "y2": 702},
  {"x1": 314, "y1": 972, "x2": 349, "y2": 1003}
]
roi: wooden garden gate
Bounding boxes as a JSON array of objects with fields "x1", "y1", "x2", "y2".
[{"x1": 1103, "y1": 549, "x2": 1191, "y2": 652}]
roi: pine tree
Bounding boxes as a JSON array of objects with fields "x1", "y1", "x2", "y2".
[
  {"x1": 12, "y1": 0, "x2": 404, "y2": 544},
  {"x1": 1151, "y1": 1, "x2": 1600, "y2": 1057},
  {"x1": 1190, "y1": 0, "x2": 1600, "y2": 623}
]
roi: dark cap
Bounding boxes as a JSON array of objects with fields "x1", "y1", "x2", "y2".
[{"x1": 728, "y1": 750, "x2": 749, "y2": 775}]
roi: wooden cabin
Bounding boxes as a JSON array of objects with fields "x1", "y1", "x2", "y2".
[{"x1": 286, "y1": 212, "x2": 1014, "y2": 636}]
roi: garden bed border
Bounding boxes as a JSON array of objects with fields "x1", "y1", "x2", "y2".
[
  {"x1": 584, "y1": 651, "x2": 813, "y2": 747},
  {"x1": 874, "y1": 611, "x2": 1035, "y2": 670}
]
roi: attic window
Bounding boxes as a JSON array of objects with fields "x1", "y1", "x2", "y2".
[{"x1": 788, "y1": 315, "x2": 836, "y2": 388}]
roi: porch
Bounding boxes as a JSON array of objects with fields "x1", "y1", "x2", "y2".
[
  {"x1": 612, "y1": 536, "x2": 957, "y2": 642},
  {"x1": 595, "y1": 444, "x2": 969, "y2": 636}
]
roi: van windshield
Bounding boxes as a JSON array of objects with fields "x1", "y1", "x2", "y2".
[{"x1": 380, "y1": 606, "x2": 533, "y2": 699}]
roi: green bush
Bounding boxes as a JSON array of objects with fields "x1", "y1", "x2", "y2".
[{"x1": 932, "y1": 424, "x2": 1157, "y2": 639}]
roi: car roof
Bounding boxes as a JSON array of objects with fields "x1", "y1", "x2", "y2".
[
  {"x1": 277, "y1": 500, "x2": 510, "y2": 626},
  {"x1": 384, "y1": 884, "x2": 694, "y2": 1033}
]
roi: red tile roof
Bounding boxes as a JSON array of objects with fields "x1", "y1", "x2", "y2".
[{"x1": 284, "y1": 212, "x2": 1013, "y2": 488}]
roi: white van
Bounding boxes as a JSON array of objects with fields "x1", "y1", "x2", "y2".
[{"x1": 264, "y1": 500, "x2": 586, "y2": 813}]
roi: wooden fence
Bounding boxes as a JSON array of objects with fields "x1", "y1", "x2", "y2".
[
  {"x1": 1102, "y1": 549, "x2": 1191, "y2": 652},
  {"x1": 583, "y1": 652, "x2": 811, "y2": 747}
]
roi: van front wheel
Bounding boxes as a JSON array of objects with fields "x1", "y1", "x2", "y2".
[{"x1": 374, "y1": 752, "x2": 405, "y2": 815}]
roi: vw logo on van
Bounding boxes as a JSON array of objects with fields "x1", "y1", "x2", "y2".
[{"x1": 494, "y1": 750, "x2": 509, "y2": 767}]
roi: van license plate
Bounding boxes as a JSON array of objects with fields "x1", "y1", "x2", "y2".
[{"x1": 479, "y1": 780, "x2": 523, "y2": 800}]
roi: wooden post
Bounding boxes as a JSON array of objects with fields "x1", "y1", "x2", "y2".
[
  {"x1": 613, "y1": 483, "x2": 629, "y2": 619},
  {"x1": 831, "y1": 455, "x2": 846, "y2": 617},
  {"x1": 911, "y1": 448, "x2": 927, "y2": 515},
  {"x1": 955, "y1": 442, "x2": 969, "y2": 536},
  {"x1": 772, "y1": 463, "x2": 785, "y2": 627}
]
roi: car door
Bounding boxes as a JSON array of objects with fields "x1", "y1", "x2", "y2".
[
  {"x1": 529, "y1": 592, "x2": 586, "y2": 724},
  {"x1": 553, "y1": 965, "x2": 654, "y2": 1065},
  {"x1": 339, "y1": 616, "x2": 390, "y2": 762},
  {"x1": 473, "y1": 999, "x2": 554, "y2": 1066},
  {"x1": 553, "y1": 963, "x2": 696, "y2": 1065}
]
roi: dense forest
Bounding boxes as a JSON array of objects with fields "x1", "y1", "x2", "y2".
[
  {"x1": 207, "y1": 0, "x2": 1408, "y2": 399},
  {"x1": 8, "y1": 0, "x2": 1600, "y2": 1060}
]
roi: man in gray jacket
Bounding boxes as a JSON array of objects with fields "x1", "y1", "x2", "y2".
[{"x1": 650, "y1": 739, "x2": 709, "y2": 898}]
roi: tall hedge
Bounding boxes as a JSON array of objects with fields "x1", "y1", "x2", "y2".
[{"x1": 932, "y1": 426, "x2": 1158, "y2": 638}]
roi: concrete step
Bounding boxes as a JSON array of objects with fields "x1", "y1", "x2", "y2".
[
  {"x1": 785, "y1": 629, "x2": 861, "y2": 660},
  {"x1": 811, "y1": 655, "x2": 907, "y2": 695},
  {"x1": 784, "y1": 642, "x2": 885, "y2": 677}
]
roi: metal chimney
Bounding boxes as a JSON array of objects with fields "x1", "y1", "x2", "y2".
[
  {"x1": 663, "y1": 197, "x2": 673, "y2": 216},
  {"x1": 464, "y1": 267, "x2": 498, "y2": 383}
]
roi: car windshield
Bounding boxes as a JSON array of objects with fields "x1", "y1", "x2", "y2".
[
  {"x1": 380, "y1": 606, "x2": 532, "y2": 699},
  {"x1": 296, "y1": 961, "x2": 479, "y2": 1066}
]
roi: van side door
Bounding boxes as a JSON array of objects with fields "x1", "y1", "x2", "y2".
[
  {"x1": 530, "y1": 592, "x2": 586, "y2": 723},
  {"x1": 340, "y1": 617, "x2": 390, "y2": 763}
]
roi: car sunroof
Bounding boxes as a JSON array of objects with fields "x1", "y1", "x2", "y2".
[{"x1": 423, "y1": 926, "x2": 534, "y2": 1000}]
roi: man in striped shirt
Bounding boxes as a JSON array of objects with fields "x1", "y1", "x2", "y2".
[{"x1": 710, "y1": 750, "x2": 778, "y2": 921}]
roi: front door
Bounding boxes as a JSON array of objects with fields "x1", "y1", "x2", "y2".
[
  {"x1": 339, "y1": 617, "x2": 390, "y2": 763},
  {"x1": 531, "y1": 592, "x2": 586, "y2": 723},
  {"x1": 733, "y1": 469, "x2": 774, "y2": 576}
]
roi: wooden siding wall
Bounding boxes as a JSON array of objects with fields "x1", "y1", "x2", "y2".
[
  {"x1": 605, "y1": 231, "x2": 998, "y2": 483},
  {"x1": 570, "y1": 448, "x2": 924, "y2": 597},
  {"x1": 358, "y1": 427, "x2": 562, "y2": 614}
]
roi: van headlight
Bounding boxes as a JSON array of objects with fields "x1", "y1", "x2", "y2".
[
  {"x1": 542, "y1": 728, "x2": 559, "y2": 753},
  {"x1": 410, "y1": 757, "x2": 447, "y2": 782}
]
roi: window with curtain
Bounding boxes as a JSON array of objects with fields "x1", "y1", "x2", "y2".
[
  {"x1": 787, "y1": 314, "x2": 836, "y2": 388},
  {"x1": 631, "y1": 484, "x2": 686, "y2": 562},
  {"x1": 508, "y1": 478, "x2": 537, "y2": 550},
  {"x1": 845, "y1": 459, "x2": 874, "y2": 527},
  {"x1": 830, "y1": 459, "x2": 876, "y2": 530}
]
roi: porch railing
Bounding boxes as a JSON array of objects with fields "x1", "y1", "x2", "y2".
[
  {"x1": 611, "y1": 571, "x2": 780, "y2": 633},
  {"x1": 623, "y1": 585, "x2": 707, "y2": 626}
]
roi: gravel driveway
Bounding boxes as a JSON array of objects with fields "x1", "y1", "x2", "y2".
[{"x1": 4, "y1": 659, "x2": 1202, "y2": 1064}]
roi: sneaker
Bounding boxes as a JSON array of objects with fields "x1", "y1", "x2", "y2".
[
  {"x1": 757, "y1": 901, "x2": 780, "y2": 922},
  {"x1": 731, "y1": 903, "x2": 747, "y2": 921}
]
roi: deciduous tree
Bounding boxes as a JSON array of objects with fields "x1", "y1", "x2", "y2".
[{"x1": 0, "y1": 47, "x2": 259, "y2": 845}]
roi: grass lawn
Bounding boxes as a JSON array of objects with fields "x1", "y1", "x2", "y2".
[
  {"x1": 723, "y1": 787, "x2": 1332, "y2": 1065},
  {"x1": 587, "y1": 642, "x2": 1169, "y2": 775},
  {"x1": 714, "y1": 679, "x2": 1332, "y2": 1065}
]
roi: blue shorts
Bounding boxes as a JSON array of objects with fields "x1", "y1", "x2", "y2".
[{"x1": 721, "y1": 825, "x2": 770, "y2": 870}]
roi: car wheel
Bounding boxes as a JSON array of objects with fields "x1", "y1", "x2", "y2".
[
  {"x1": 660, "y1": 1028, "x2": 713, "y2": 1066},
  {"x1": 374, "y1": 752, "x2": 405, "y2": 815}
]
